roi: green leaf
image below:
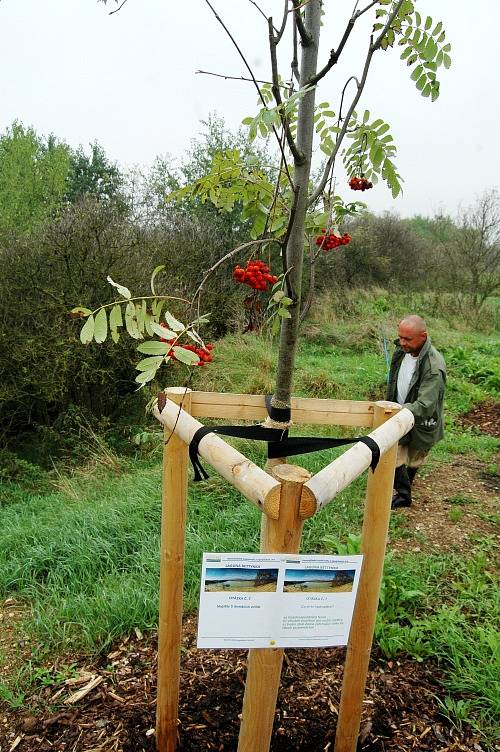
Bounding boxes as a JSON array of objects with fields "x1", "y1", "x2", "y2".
[
  {"x1": 106, "y1": 275, "x2": 131, "y2": 299},
  {"x1": 416, "y1": 74, "x2": 427, "y2": 91},
  {"x1": 151, "y1": 322, "x2": 176, "y2": 339},
  {"x1": 411, "y1": 64, "x2": 423, "y2": 82},
  {"x1": 400, "y1": 45, "x2": 412, "y2": 61},
  {"x1": 80, "y1": 314, "x2": 95, "y2": 345},
  {"x1": 278, "y1": 308, "x2": 292, "y2": 318},
  {"x1": 273, "y1": 290, "x2": 285, "y2": 303},
  {"x1": 424, "y1": 15, "x2": 432, "y2": 30},
  {"x1": 137, "y1": 340, "x2": 171, "y2": 355},
  {"x1": 94, "y1": 307, "x2": 108, "y2": 343},
  {"x1": 172, "y1": 346, "x2": 200, "y2": 365},
  {"x1": 144, "y1": 312, "x2": 154, "y2": 336},
  {"x1": 164, "y1": 311, "x2": 184, "y2": 332},
  {"x1": 152, "y1": 299, "x2": 165, "y2": 318},
  {"x1": 134, "y1": 300, "x2": 146, "y2": 335},
  {"x1": 371, "y1": 146, "x2": 384, "y2": 170},
  {"x1": 192, "y1": 313, "x2": 210, "y2": 326},
  {"x1": 271, "y1": 315, "x2": 281, "y2": 335},
  {"x1": 70, "y1": 306, "x2": 92, "y2": 318},
  {"x1": 280, "y1": 296, "x2": 293, "y2": 306},
  {"x1": 150, "y1": 265, "x2": 165, "y2": 296},
  {"x1": 109, "y1": 304, "x2": 123, "y2": 330},
  {"x1": 125, "y1": 301, "x2": 141, "y2": 339},
  {"x1": 443, "y1": 53, "x2": 451, "y2": 69},
  {"x1": 136, "y1": 356, "x2": 165, "y2": 371},
  {"x1": 432, "y1": 20, "x2": 442, "y2": 36},
  {"x1": 186, "y1": 329, "x2": 204, "y2": 345},
  {"x1": 135, "y1": 370, "x2": 157, "y2": 385}
]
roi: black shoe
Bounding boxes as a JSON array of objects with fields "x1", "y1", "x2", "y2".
[{"x1": 391, "y1": 495, "x2": 412, "y2": 510}]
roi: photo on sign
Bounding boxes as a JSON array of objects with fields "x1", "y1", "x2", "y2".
[
  {"x1": 283, "y1": 568, "x2": 355, "y2": 593},
  {"x1": 204, "y1": 567, "x2": 279, "y2": 592}
]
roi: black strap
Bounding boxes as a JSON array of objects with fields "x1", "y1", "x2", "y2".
[
  {"x1": 189, "y1": 425, "x2": 380, "y2": 482},
  {"x1": 265, "y1": 395, "x2": 291, "y2": 423}
]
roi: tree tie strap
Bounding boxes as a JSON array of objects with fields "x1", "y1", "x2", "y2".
[{"x1": 189, "y1": 422, "x2": 380, "y2": 482}]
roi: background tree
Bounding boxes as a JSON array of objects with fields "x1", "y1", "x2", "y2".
[
  {"x1": 65, "y1": 141, "x2": 124, "y2": 205},
  {"x1": 439, "y1": 191, "x2": 500, "y2": 313},
  {"x1": 0, "y1": 122, "x2": 70, "y2": 234}
]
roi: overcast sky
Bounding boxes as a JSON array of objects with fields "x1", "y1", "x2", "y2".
[{"x1": 1, "y1": 1, "x2": 498, "y2": 218}]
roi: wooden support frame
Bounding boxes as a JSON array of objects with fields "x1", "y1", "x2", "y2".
[{"x1": 153, "y1": 391, "x2": 414, "y2": 752}]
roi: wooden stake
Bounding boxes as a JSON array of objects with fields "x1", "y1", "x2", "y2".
[
  {"x1": 333, "y1": 402, "x2": 400, "y2": 752},
  {"x1": 156, "y1": 387, "x2": 192, "y2": 752},
  {"x1": 237, "y1": 464, "x2": 311, "y2": 752}
]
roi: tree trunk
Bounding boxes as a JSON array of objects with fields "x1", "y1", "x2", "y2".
[{"x1": 273, "y1": 0, "x2": 321, "y2": 406}]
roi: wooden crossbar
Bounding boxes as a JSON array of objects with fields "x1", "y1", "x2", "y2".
[{"x1": 187, "y1": 391, "x2": 374, "y2": 427}]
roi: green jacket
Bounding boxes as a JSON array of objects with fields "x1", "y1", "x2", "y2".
[{"x1": 386, "y1": 337, "x2": 446, "y2": 450}]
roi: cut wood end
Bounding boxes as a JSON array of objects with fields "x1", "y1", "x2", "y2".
[
  {"x1": 262, "y1": 484, "x2": 281, "y2": 520},
  {"x1": 272, "y1": 464, "x2": 311, "y2": 484},
  {"x1": 374, "y1": 400, "x2": 400, "y2": 413},
  {"x1": 299, "y1": 486, "x2": 318, "y2": 519}
]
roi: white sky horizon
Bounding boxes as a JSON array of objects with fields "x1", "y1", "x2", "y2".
[{"x1": 1, "y1": 0, "x2": 499, "y2": 219}]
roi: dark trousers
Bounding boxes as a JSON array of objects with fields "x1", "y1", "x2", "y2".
[{"x1": 394, "y1": 465, "x2": 418, "y2": 502}]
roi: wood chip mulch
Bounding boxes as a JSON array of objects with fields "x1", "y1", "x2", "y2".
[
  {"x1": 0, "y1": 620, "x2": 491, "y2": 752},
  {"x1": 458, "y1": 400, "x2": 500, "y2": 438}
]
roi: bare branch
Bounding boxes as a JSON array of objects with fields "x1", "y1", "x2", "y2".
[
  {"x1": 204, "y1": 0, "x2": 266, "y2": 105},
  {"x1": 292, "y1": 0, "x2": 313, "y2": 46},
  {"x1": 371, "y1": 0, "x2": 405, "y2": 51},
  {"x1": 108, "y1": 0, "x2": 129, "y2": 15},
  {"x1": 309, "y1": 0, "x2": 405, "y2": 205},
  {"x1": 356, "y1": 0, "x2": 379, "y2": 19},
  {"x1": 306, "y1": 0, "x2": 381, "y2": 88},
  {"x1": 279, "y1": 186, "x2": 301, "y2": 297},
  {"x1": 204, "y1": 0, "x2": 294, "y2": 188},
  {"x1": 191, "y1": 238, "x2": 276, "y2": 311},
  {"x1": 275, "y1": 0, "x2": 289, "y2": 44},
  {"x1": 269, "y1": 18, "x2": 305, "y2": 165},
  {"x1": 195, "y1": 69, "x2": 292, "y2": 90},
  {"x1": 291, "y1": 17, "x2": 300, "y2": 83},
  {"x1": 248, "y1": 0, "x2": 279, "y2": 35},
  {"x1": 307, "y1": 17, "x2": 356, "y2": 87},
  {"x1": 308, "y1": 46, "x2": 373, "y2": 205}
]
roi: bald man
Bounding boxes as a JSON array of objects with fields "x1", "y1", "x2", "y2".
[{"x1": 387, "y1": 315, "x2": 446, "y2": 509}]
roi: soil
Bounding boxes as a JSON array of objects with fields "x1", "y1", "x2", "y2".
[
  {"x1": 1, "y1": 402, "x2": 498, "y2": 752},
  {"x1": 458, "y1": 400, "x2": 500, "y2": 438}
]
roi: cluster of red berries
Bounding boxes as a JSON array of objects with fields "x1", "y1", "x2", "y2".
[
  {"x1": 233, "y1": 260, "x2": 278, "y2": 291},
  {"x1": 349, "y1": 176, "x2": 373, "y2": 191},
  {"x1": 159, "y1": 325, "x2": 213, "y2": 366},
  {"x1": 169, "y1": 340, "x2": 213, "y2": 366},
  {"x1": 315, "y1": 230, "x2": 352, "y2": 251}
]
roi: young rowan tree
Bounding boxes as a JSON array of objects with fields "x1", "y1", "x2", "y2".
[{"x1": 81, "y1": 0, "x2": 451, "y2": 414}]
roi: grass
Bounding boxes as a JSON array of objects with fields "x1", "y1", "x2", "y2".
[{"x1": 0, "y1": 291, "x2": 499, "y2": 740}]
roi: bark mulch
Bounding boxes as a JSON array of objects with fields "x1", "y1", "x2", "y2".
[
  {"x1": 458, "y1": 400, "x2": 500, "y2": 439},
  {"x1": 0, "y1": 621, "x2": 491, "y2": 752}
]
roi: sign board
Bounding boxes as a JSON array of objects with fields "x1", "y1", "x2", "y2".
[{"x1": 197, "y1": 552, "x2": 363, "y2": 649}]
